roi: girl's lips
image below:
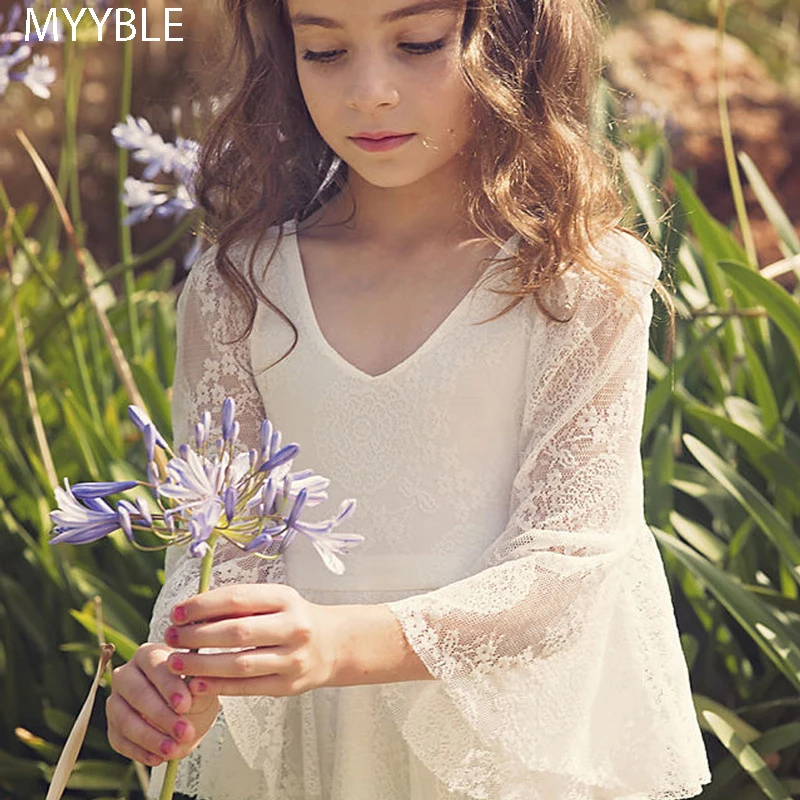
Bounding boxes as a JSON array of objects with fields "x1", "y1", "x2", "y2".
[{"x1": 349, "y1": 133, "x2": 416, "y2": 152}]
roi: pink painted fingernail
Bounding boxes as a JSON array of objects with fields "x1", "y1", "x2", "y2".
[
  {"x1": 173, "y1": 605, "x2": 187, "y2": 622},
  {"x1": 160, "y1": 738, "x2": 176, "y2": 756},
  {"x1": 170, "y1": 656, "x2": 184, "y2": 672},
  {"x1": 165, "y1": 626, "x2": 179, "y2": 645},
  {"x1": 174, "y1": 720, "x2": 188, "y2": 739},
  {"x1": 169, "y1": 693, "x2": 183, "y2": 710},
  {"x1": 194, "y1": 680, "x2": 208, "y2": 693}
]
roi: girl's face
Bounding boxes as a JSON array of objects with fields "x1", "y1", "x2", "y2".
[{"x1": 286, "y1": 0, "x2": 472, "y2": 190}]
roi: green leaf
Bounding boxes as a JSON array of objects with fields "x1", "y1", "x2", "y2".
[
  {"x1": 68, "y1": 610, "x2": 139, "y2": 662},
  {"x1": 671, "y1": 171, "x2": 748, "y2": 263},
  {"x1": 702, "y1": 710, "x2": 790, "y2": 799},
  {"x1": 0, "y1": 576, "x2": 50, "y2": 657},
  {"x1": 129, "y1": 358, "x2": 173, "y2": 442},
  {"x1": 618, "y1": 149, "x2": 663, "y2": 244},
  {"x1": 643, "y1": 319, "x2": 728, "y2": 438},
  {"x1": 14, "y1": 728, "x2": 61, "y2": 761},
  {"x1": 644, "y1": 424, "x2": 673, "y2": 528},
  {"x1": 669, "y1": 512, "x2": 727, "y2": 565},
  {"x1": 742, "y1": 339, "x2": 781, "y2": 434},
  {"x1": 683, "y1": 402, "x2": 800, "y2": 488},
  {"x1": 42, "y1": 758, "x2": 129, "y2": 790},
  {"x1": 718, "y1": 259, "x2": 800, "y2": 370},
  {"x1": 654, "y1": 528, "x2": 800, "y2": 692},
  {"x1": 0, "y1": 747, "x2": 48, "y2": 780},
  {"x1": 69, "y1": 568, "x2": 149, "y2": 643},
  {"x1": 682, "y1": 434, "x2": 800, "y2": 583},
  {"x1": 738, "y1": 152, "x2": 800, "y2": 256},
  {"x1": 153, "y1": 298, "x2": 176, "y2": 388}
]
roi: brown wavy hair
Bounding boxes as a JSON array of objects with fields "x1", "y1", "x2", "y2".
[{"x1": 193, "y1": 0, "x2": 675, "y2": 368}]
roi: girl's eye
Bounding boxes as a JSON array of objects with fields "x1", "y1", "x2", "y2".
[{"x1": 301, "y1": 39, "x2": 446, "y2": 64}]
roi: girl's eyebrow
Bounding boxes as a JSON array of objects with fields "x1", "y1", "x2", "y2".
[{"x1": 290, "y1": 0, "x2": 460, "y2": 30}]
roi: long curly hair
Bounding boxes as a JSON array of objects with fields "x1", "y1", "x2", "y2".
[{"x1": 192, "y1": 0, "x2": 675, "y2": 366}]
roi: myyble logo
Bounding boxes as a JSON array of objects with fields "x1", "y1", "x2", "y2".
[{"x1": 25, "y1": 7, "x2": 183, "y2": 42}]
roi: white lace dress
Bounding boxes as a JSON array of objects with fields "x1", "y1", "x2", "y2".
[{"x1": 146, "y1": 220, "x2": 712, "y2": 800}]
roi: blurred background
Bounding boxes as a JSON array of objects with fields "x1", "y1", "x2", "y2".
[{"x1": 1, "y1": 0, "x2": 800, "y2": 798}]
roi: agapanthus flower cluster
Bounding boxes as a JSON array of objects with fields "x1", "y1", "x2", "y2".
[
  {"x1": 0, "y1": 1, "x2": 57, "y2": 99},
  {"x1": 49, "y1": 398, "x2": 363, "y2": 575},
  {"x1": 1, "y1": 1, "x2": 115, "y2": 98},
  {"x1": 112, "y1": 113, "x2": 202, "y2": 268}
]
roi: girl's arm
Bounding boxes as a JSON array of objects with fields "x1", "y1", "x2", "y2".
[
  {"x1": 109, "y1": 240, "x2": 273, "y2": 768},
  {"x1": 374, "y1": 234, "x2": 708, "y2": 798}
]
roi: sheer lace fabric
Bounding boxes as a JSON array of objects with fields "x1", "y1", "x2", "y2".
[{"x1": 147, "y1": 224, "x2": 711, "y2": 800}]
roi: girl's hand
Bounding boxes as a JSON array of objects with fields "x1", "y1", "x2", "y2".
[
  {"x1": 163, "y1": 584, "x2": 339, "y2": 697},
  {"x1": 106, "y1": 642, "x2": 221, "y2": 767}
]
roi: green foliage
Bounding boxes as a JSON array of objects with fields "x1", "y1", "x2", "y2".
[{"x1": 617, "y1": 101, "x2": 800, "y2": 795}]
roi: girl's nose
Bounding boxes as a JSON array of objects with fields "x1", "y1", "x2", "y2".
[{"x1": 345, "y1": 56, "x2": 400, "y2": 111}]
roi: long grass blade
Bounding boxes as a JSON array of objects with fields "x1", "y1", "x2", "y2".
[{"x1": 44, "y1": 643, "x2": 115, "y2": 800}]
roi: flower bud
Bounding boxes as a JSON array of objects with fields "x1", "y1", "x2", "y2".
[
  {"x1": 72, "y1": 480, "x2": 137, "y2": 500},
  {"x1": 261, "y1": 477, "x2": 276, "y2": 515},
  {"x1": 224, "y1": 485, "x2": 237, "y2": 522},
  {"x1": 135, "y1": 497, "x2": 153, "y2": 527},
  {"x1": 221, "y1": 397, "x2": 236, "y2": 441},
  {"x1": 195, "y1": 422, "x2": 206, "y2": 450},
  {"x1": 259, "y1": 420, "x2": 273, "y2": 462},
  {"x1": 117, "y1": 504, "x2": 134, "y2": 542},
  {"x1": 144, "y1": 424, "x2": 156, "y2": 463},
  {"x1": 229, "y1": 420, "x2": 240, "y2": 448},
  {"x1": 258, "y1": 443, "x2": 300, "y2": 473},
  {"x1": 270, "y1": 429, "x2": 282, "y2": 458}
]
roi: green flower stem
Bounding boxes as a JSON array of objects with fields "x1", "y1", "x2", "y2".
[
  {"x1": 117, "y1": 37, "x2": 141, "y2": 358},
  {"x1": 62, "y1": 37, "x2": 85, "y2": 249},
  {"x1": 716, "y1": 0, "x2": 758, "y2": 269},
  {"x1": 158, "y1": 533, "x2": 219, "y2": 800}
]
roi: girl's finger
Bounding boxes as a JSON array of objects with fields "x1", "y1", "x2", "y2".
[
  {"x1": 132, "y1": 648, "x2": 194, "y2": 715},
  {"x1": 167, "y1": 646, "x2": 289, "y2": 680},
  {"x1": 170, "y1": 584, "x2": 295, "y2": 626},
  {"x1": 108, "y1": 726, "x2": 165, "y2": 768},
  {"x1": 107, "y1": 692, "x2": 179, "y2": 760},
  {"x1": 164, "y1": 612, "x2": 294, "y2": 650},
  {"x1": 114, "y1": 662, "x2": 192, "y2": 740},
  {"x1": 187, "y1": 673, "x2": 300, "y2": 698}
]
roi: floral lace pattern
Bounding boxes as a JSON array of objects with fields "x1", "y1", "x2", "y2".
[{"x1": 146, "y1": 227, "x2": 712, "y2": 800}]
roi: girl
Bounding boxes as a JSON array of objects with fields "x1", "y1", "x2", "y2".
[{"x1": 106, "y1": 0, "x2": 712, "y2": 798}]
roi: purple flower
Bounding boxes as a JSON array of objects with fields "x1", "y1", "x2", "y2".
[
  {"x1": 128, "y1": 405, "x2": 169, "y2": 449},
  {"x1": 259, "y1": 444, "x2": 300, "y2": 474},
  {"x1": 51, "y1": 397, "x2": 363, "y2": 573},
  {"x1": 119, "y1": 176, "x2": 170, "y2": 225},
  {"x1": 188, "y1": 500, "x2": 224, "y2": 559},
  {"x1": 290, "y1": 499, "x2": 361, "y2": 575},
  {"x1": 221, "y1": 397, "x2": 235, "y2": 442},
  {"x1": 50, "y1": 481, "x2": 122, "y2": 544},
  {"x1": 71, "y1": 480, "x2": 138, "y2": 499},
  {"x1": 112, "y1": 115, "x2": 185, "y2": 180},
  {"x1": 117, "y1": 504, "x2": 134, "y2": 542}
]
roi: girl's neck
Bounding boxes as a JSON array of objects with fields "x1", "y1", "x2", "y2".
[{"x1": 313, "y1": 154, "x2": 478, "y2": 247}]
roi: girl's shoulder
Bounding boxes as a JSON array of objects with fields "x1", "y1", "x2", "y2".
[
  {"x1": 536, "y1": 229, "x2": 662, "y2": 330},
  {"x1": 181, "y1": 222, "x2": 291, "y2": 295}
]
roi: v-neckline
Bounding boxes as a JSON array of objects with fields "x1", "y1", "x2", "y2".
[{"x1": 285, "y1": 219, "x2": 519, "y2": 382}]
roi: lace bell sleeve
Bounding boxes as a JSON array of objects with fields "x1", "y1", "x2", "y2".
[
  {"x1": 147, "y1": 242, "x2": 268, "y2": 645},
  {"x1": 379, "y1": 233, "x2": 711, "y2": 800}
]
